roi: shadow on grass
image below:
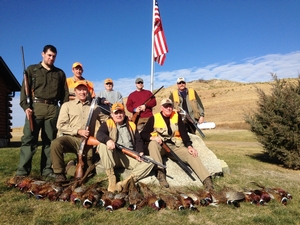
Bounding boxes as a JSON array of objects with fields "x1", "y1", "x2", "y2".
[
  {"x1": 8, "y1": 141, "x2": 43, "y2": 148},
  {"x1": 247, "y1": 152, "x2": 283, "y2": 165}
]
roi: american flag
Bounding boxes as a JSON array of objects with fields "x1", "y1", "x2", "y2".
[{"x1": 153, "y1": 1, "x2": 168, "y2": 66}]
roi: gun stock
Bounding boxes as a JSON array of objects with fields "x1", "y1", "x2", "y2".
[
  {"x1": 161, "y1": 142, "x2": 196, "y2": 181},
  {"x1": 130, "y1": 112, "x2": 140, "y2": 124},
  {"x1": 75, "y1": 98, "x2": 96, "y2": 179},
  {"x1": 21, "y1": 46, "x2": 33, "y2": 132}
]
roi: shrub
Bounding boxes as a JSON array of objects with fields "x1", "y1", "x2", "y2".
[{"x1": 245, "y1": 74, "x2": 300, "y2": 169}]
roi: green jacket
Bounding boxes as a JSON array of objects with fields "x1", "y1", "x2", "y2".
[{"x1": 20, "y1": 63, "x2": 69, "y2": 111}]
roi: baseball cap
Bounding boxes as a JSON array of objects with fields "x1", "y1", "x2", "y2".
[
  {"x1": 74, "y1": 80, "x2": 88, "y2": 89},
  {"x1": 111, "y1": 103, "x2": 125, "y2": 113},
  {"x1": 177, "y1": 77, "x2": 185, "y2": 83},
  {"x1": 104, "y1": 78, "x2": 113, "y2": 84},
  {"x1": 161, "y1": 98, "x2": 173, "y2": 106},
  {"x1": 135, "y1": 78, "x2": 144, "y2": 83},
  {"x1": 72, "y1": 62, "x2": 83, "y2": 69}
]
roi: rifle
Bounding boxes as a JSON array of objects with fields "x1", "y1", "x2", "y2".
[
  {"x1": 21, "y1": 46, "x2": 34, "y2": 132},
  {"x1": 179, "y1": 107, "x2": 205, "y2": 138},
  {"x1": 161, "y1": 142, "x2": 196, "y2": 181},
  {"x1": 75, "y1": 98, "x2": 97, "y2": 179},
  {"x1": 131, "y1": 85, "x2": 164, "y2": 124},
  {"x1": 115, "y1": 143, "x2": 167, "y2": 169}
]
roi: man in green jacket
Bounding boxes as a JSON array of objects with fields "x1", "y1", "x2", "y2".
[{"x1": 15, "y1": 45, "x2": 69, "y2": 179}]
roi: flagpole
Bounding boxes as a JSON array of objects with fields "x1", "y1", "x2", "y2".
[{"x1": 150, "y1": 0, "x2": 155, "y2": 92}]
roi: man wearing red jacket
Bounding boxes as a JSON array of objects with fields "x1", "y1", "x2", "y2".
[{"x1": 126, "y1": 78, "x2": 157, "y2": 132}]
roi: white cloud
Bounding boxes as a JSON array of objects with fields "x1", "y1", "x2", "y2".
[{"x1": 11, "y1": 51, "x2": 300, "y2": 127}]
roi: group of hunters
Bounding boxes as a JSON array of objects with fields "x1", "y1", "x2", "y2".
[{"x1": 14, "y1": 44, "x2": 214, "y2": 191}]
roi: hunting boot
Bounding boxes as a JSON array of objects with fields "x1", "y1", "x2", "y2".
[
  {"x1": 156, "y1": 169, "x2": 169, "y2": 188},
  {"x1": 203, "y1": 176, "x2": 214, "y2": 191},
  {"x1": 106, "y1": 168, "x2": 117, "y2": 192},
  {"x1": 116, "y1": 174, "x2": 134, "y2": 192}
]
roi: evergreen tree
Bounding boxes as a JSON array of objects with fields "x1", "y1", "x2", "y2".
[{"x1": 245, "y1": 74, "x2": 300, "y2": 169}]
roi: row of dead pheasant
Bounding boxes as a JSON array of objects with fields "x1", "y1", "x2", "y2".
[{"x1": 7, "y1": 177, "x2": 292, "y2": 211}]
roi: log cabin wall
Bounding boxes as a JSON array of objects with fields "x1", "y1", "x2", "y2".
[{"x1": 0, "y1": 57, "x2": 21, "y2": 147}]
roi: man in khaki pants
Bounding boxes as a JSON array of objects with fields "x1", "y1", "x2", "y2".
[
  {"x1": 140, "y1": 98, "x2": 214, "y2": 190},
  {"x1": 50, "y1": 81, "x2": 101, "y2": 182},
  {"x1": 96, "y1": 103, "x2": 154, "y2": 192}
]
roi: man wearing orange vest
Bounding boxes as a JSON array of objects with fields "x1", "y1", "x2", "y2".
[
  {"x1": 96, "y1": 103, "x2": 154, "y2": 192},
  {"x1": 66, "y1": 62, "x2": 96, "y2": 101},
  {"x1": 140, "y1": 98, "x2": 214, "y2": 190},
  {"x1": 169, "y1": 77, "x2": 205, "y2": 134}
]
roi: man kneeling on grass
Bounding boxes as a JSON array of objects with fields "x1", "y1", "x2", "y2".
[{"x1": 96, "y1": 103, "x2": 154, "y2": 192}]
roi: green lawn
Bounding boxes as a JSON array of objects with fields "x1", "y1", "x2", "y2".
[{"x1": 1, "y1": 129, "x2": 299, "y2": 225}]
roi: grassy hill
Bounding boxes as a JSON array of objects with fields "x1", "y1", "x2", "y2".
[{"x1": 123, "y1": 78, "x2": 277, "y2": 129}]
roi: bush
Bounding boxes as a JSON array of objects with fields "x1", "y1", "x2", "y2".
[{"x1": 245, "y1": 74, "x2": 300, "y2": 169}]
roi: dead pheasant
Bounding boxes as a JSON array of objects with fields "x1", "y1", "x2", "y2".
[
  {"x1": 210, "y1": 187, "x2": 245, "y2": 207},
  {"x1": 105, "y1": 192, "x2": 127, "y2": 212},
  {"x1": 138, "y1": 182, "x2": 166, "y2": 210},
  {"x1": 159, "y1": 193, "x2": 184, "y2": 210},
  {"x1": 126, "y1": 177, "x2": 145, "y2": 211},
  {"x1": 250, "y1": 182, "x2": 292, "y2": 205}
]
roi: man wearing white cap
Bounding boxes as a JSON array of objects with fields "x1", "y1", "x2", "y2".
[
  {"x1": 66, "y1": 62, "x2": 96, "y2": 101},
  {"x1": 140, "y1": 98, "x2": 214, "y2": 190},
  {"x1": 169, "y1": 77, "x2": 205, "y2": 134},
  {"x1": 50, "y1": 81, "x2": 101, "y2": 182}
]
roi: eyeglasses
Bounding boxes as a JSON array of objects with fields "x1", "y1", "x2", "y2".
[
  {"x1": 177, "y1": 81, "x2": 186, "y2": 84},
  {"x1": 136, "y1": 82, "x2": 143, "y2": 84},
  {"x1": 162, "y1": 104, "x2": 173, "y2": 108},
  {"x1": 106, "y1": 83, "x2": 113, "y2": 85}
]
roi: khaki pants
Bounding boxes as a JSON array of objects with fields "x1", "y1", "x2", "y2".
[
  {"x1": 50, "y1": 135, "x2": 94, "y2": 175},
  {"x1": 97, "y1": 143, "x2": 154, "y2": 181},
  {"x1": 148, "y1": 140, "x2": 210, "y2": 182}
]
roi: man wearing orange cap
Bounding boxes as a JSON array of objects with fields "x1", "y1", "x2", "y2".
[
  {"x1": 66, "y1": 62, "x2": 96, "y2": 101},
  {"x1": 50, "y1": 81, "x2": 101, "y2": 182},
  {"x1": 97, "y1": 78, "x2": 123, "y2": 122},
  {"x1": 96, "y1": 103, "x2": 154, "y2": 192}
]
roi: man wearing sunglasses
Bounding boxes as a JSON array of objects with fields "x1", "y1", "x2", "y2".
[
  {"x1": 97, "y1": 78, "x2": 123, "y2": 122},
  {"x1": 96, "y1": 103, "x2": 154, "y2": 192},
  {"x1": 140, "y1": 98, "x2": 214, "y2": 190},
  {"x1": 126, "y1": 78, "x2": 157, "y2": 132},
  {"x1": 169, "y1": 77, "x2": 205, "y2": 134}
]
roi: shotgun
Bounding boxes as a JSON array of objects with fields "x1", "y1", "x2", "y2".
[
  {"x1": 131, "y1": 85, "x2": 164, "y2": 124},
  {"x1": 179, "y1": 107, "x2": 205, "y2": 138},
  {"x1": 161, "y1": 142, "x2": 196, "y2": 181},
  {"x1": 115, "y1": 143, "x2": 167, "y2": 169},
  {"x1": 75, "y1": 98, "x2": 96, "y2": 179},
  {"x1": 21, "y1": 46, "x2": 34, "y2": 132}
]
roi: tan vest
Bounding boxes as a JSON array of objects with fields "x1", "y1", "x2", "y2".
[
  {"x1": 172, "y1": 88, "x2": 201, "y2": 119},
  {"x1": 105, "y1": 118, "x2": 136, "y2": 144}
]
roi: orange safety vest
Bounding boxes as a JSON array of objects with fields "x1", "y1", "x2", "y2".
[{"x1": 151, "y1": 112, "x2": 182, "y2": 146}]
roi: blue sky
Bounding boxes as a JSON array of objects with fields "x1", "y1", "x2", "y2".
[{"x1": 0, "y1": 0, "x2": 299, "y2": 127}]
